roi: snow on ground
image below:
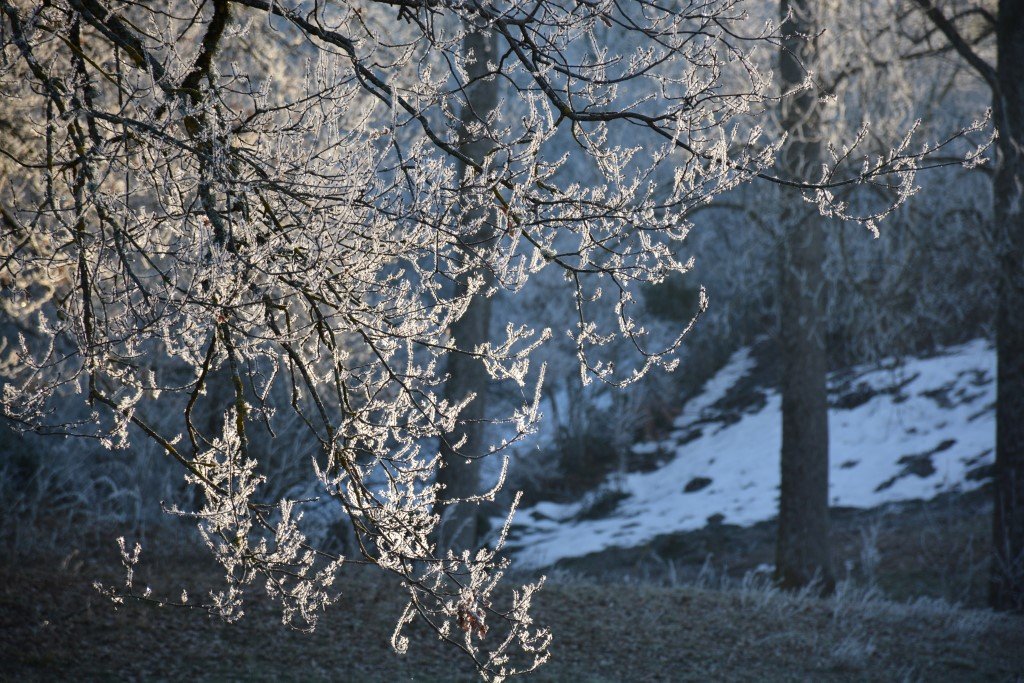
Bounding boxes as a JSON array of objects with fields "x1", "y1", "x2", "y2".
[{"x1": 506, "y1": 339, "x2": 995, "y2": 569}]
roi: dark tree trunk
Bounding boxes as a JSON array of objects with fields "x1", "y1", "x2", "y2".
[
  {"x1": 434, "y1": 25, "x2": 500, "y2": 552},
  {"x1": 991, "y1": 0, "x2": 1024, "y2": 612},
  {"x1": 774, "y1": 0, "x2": 834, "y2": 592}
]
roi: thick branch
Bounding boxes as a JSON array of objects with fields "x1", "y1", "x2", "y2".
[{"x1": 912, "y1": 0, "x2": 998, "y2": 93}]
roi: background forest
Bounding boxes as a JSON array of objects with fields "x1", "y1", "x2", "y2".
[{"x1": 1, "y1": 0, "x2": 1022, "y2": 680}]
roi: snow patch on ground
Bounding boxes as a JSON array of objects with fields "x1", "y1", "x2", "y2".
[{"x1": 507, "y1": 339, "x2": 995, "y2": 569}]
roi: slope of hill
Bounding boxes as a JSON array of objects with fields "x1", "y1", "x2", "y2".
[{"x1": 506, "y1": 339, "x2": 995, "y2": 569}]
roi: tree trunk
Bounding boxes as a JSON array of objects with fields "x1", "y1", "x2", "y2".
[
  {"x1": 434, "y1": 25, "x2": 500, "y2": 552},
  {"x1": 774, "y1": 0, "x2": 834, "y2": 592},
  {"x1": 991, "y1": 0, "x2": 1024, "y2": 612}
]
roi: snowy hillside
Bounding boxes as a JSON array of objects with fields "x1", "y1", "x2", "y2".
[{"x1": 506, "y1": 339, "x2": 996, "y2": 569}]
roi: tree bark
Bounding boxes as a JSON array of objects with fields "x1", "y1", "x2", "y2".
[
  {"x1": 991, "y1": 0, "x2": 1024, "y2": 612},
  {"x1": 774, "y1": 0, "x2": 835, "y2": 592},
  {"x1": 434, "y1": 25, "x2": 500, "y2": 552}
]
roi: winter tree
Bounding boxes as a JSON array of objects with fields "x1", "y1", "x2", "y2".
[
  {"x1": 904, "y1": 0, "x2": 1024, "y2": 612},
  {"x1": 433, "y1": 20, "x2": 501, "y2": 553},
  {"x1": 774, "y1": 0, "x2": 834, "y2": 593},
  {"x1": 685, "y1": 0, "x2": 993, "y2": 593},
  {"x1": 0, "y1": 0, "x2": 989, "y2": 677}
]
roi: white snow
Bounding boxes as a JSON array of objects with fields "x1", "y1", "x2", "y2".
[{"x1": 506, "y1": 339, "x2": 995, "y2": 569}]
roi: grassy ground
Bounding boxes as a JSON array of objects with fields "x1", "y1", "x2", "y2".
[
  {"x1": 549, "y1": 488, "x2": 996, "y2": 608},
  {"x1": 1, "y1": 539, "x2": 1021, "y2": 682}
]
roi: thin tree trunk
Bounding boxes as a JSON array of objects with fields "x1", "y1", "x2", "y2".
[
  {"x1": 774, "y1": 0, "x2": 834, "y2": 592},
  {"x1": 434, "y1": 25, "x2": 500, "y2": 552},
  {"x1": 991, "y1": 0, "x2": 1024, "y2": 612}
]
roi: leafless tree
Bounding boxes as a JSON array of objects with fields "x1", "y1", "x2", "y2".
[
  {"x1": 774, "y1": 0, "x2": 834, "y2": 593},
  {"x1": 907, "y1": 0, "x2": 1024, "y2": 612}
]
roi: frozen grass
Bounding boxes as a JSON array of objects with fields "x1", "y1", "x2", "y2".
[{"x1": 1, "y1": 542, "x2": 1020, "y2": 682}]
